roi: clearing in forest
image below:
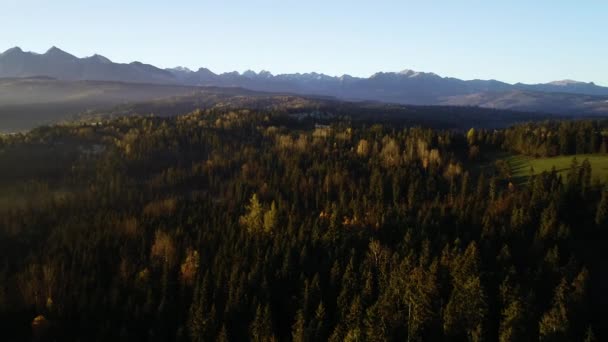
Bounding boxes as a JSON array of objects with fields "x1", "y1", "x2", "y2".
[{"x1": 506, "y1": 154, "x2": 608, "y2": 184}]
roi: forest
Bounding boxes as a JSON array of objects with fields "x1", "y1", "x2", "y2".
[{"x1": 0, "y1": 109, "x2": 606, "y2": 341}]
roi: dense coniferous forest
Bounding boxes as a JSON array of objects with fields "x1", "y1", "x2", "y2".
[
  {"x1": 0, "y1": 109, "x2": 606, "y2": 341},
  {"x1": 497, "y1": 121, "x2": 608, "y2": 157}
]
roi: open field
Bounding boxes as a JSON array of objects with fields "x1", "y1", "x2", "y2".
[{"x1": 506, "y1": 154, "x2": 608, "y2": 183}]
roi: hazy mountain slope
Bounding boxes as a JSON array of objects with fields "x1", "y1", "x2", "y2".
[
  {"x1": 515, "y1": 80, "x2": 608, "y2": 96},
  {"x1": 0, "y1": 78, "x2": 202, "y2": 132},
  {"x1": 165, "y1": 67, "x2": 608, "y2": 112},
  {"x1": 0, "y1": 76, "x2": 595, "y2": 136},
  {"x1": 441, "y1": 90, "x2": 608, "y2": 115}
]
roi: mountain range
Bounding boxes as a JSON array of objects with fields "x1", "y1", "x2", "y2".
[{"x1": 1, "y1": 46, "x2": 608, "y2": 115}]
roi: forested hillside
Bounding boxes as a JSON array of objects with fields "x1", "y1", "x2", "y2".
[{"x1": 0, "y1": 111, "x2": 606, "y2": 341}]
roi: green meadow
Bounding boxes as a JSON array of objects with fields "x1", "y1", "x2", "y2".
[{"x1": 506, "y1": 154, "x2": 608, "y2": 184}]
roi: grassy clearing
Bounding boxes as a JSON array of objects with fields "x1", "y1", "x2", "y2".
[{"x1": 505, "y1": 154, "x2": 608, "y2": 184}]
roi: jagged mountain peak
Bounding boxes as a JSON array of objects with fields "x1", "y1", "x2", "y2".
[
  {"x1": 242, "y1": 69, "x2": 258, "y2": 77},
  {"x1": 46, "y1": 46, "x2": 61, "y2": 53},
  {"x1": 370, "y1": 70, "x2": 439, "y2": 79},
  {"x1": 1, "y1": 46, "x2": 25, "y2": 56},
  {"x1": 1, "y1": 45, "x2": 607, "y2": 106},
  {"x1": 169, "y1": 66, "x2": 193, "y2": 73},
  {"x1": 547, "y1": 79, "x2": 587, "y2": 86},
  {"x1": 399, "y1": 69, "x2": 416, "y2": 76},
  {"x1": 399, "y1": 69, "x2": 439, "y2": 78},
  {"x1": 44, "y1": 46, "x2": 76, "y2": 59},
  {"x1": 196, "y1": 67, "x2": 215, "y2": 74},
  {"x1": 0, "y1": 46, "x2": 175, "y2": 83},
  {"x1": 222, "y1": 71, "x2": 240, "y2": 76},
  {"x1": 84, "y1": 54, "x2": 112, "y2": 64},
  {"x1": 241, "y1": 69, "x2": 273, "y2": 79}
]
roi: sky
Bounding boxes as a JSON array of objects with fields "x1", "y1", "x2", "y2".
[{"x1": 1, "y1": 0, "x2": 606, "y2": 85}]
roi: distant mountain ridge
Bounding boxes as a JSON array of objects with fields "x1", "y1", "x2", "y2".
[
  {"x1": 0, "y1": 46, "x2": 176, "y2": 84},
  {"x1": 1, "y1": 46, "x2": 608, "y2": 114}
]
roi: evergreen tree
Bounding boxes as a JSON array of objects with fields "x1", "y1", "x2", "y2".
[
  {"x1": 444, "y1": 243, "x2": 487, "y2": 340},
  {"x1": 291, "y1": 309, "x2": 307, "y2": 342},
  {"x1": 241, "y1": 193, "x2": 264, "y2": 233},
  {"x1": 216, "y1": 325, "x2": 229, "y2": 342},
  {"x1": 539, "y1": 278, "x2": 570, "y2": 341},
  {"x1": 499, "y1": 299, "x2": 526, "y2": 342},
  {"x1": 263, "y1": 201, "x2": 278, "y2": 233},
  {"x1": 308, "y1": 302, "x2": 326, "y2": 341},
  {"x1": 595, "y1": 191, "x2": 608, "y2": 227},
  {"x1": 250, "y1": 304, "x2": 276, "y2": 342}
]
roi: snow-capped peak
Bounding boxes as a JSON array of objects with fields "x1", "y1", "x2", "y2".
[{"x1": 547, "y1": 79, "x2": 586, "y2": 86}]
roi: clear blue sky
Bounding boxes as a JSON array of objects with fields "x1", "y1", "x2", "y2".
[{"x1": 1, "y1": 0, "x2": 606, "y2": 85}]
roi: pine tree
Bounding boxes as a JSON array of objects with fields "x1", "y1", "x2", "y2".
[
  {"x1": 499, "y1": 299, "x2": 525, "y2": 342},
  {"x1": 584, "y1": 326, "x2": 596, "y2": 342},
  {"x1": 538, "y1": 202, "x2": 559, "y2": 240},
  {"x1": 363, "y1": 302, "x2": 387, "y2": 342},
  {"x1": 346, "y1": 295, "x2": 363, "y2": 335},
  {"x1": 241, "y1": 193, "x2": 264, "y2": 233},
  {"x1": 292, "y1": 309, "x2": 307, "y2": 342},
  {"x1": 595, "y1": 191, "x2": 608, "y2": 227},
  {"x1": 250, "y1": 304, "x2": 276, "y2": 342},
  {"x1": 308, "y1": 302, "x2": 326, "y2": 341},
  {"x1": 188, "y1": 289, "x2": 212, "y2": 342},
  {"x1": 566, "y1": 157, "x2": 580, "y2": 189},
  {"x1": 444, "y1": 243, "x2": 487, "y2": 340},
  {"x1": 539, "y1": 278, "x2": 570, "y2": 341},
  {"x1": 466, "y1": 128, "x2": 477, "y2": 146},
  {"x1": 216, "y1": 324, "x2": 229, "y2": 342},
  {"x1": 263, "y1": 201, "x2": 278, "y2": 233},
  {"x1": 404, "y1": 266, "x2": 438, "y2": 341}
]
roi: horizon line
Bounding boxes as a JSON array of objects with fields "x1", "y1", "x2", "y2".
[{"x1": 1, "y1": 45, "x2": 606, "y2": 88}]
